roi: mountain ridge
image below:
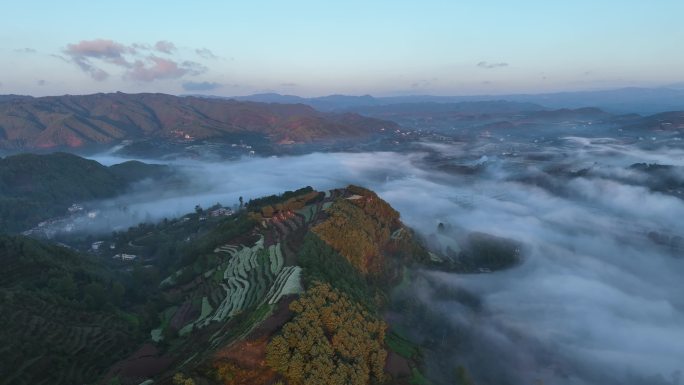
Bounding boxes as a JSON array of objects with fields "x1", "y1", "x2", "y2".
[
  {"x1": 0, "y1": 185, "x2": 438, "y2": 385},
  {"x1": 0, "y1": 93, "x2": 397, "y2": 150},
  {"x1": 226, "y1": 87, "x2": 684, "y2": 114}
]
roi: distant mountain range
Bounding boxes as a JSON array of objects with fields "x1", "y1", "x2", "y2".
[
  {"x1": 227, "y1": 87, "x2": 684, "y2": 114},
  {"x1": 0, "y1": 93, "x2": 396, "y2": 150},
  {"x1": 624, "y1": 111, "x2": 684, "y2": 131},
  {"x1": 2, "y1": 88, "x2": 682, "y2": 151}
]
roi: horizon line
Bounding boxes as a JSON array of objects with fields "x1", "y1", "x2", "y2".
[{"x1": 3, "y1": 84, "x2": 684, "y2": 99}]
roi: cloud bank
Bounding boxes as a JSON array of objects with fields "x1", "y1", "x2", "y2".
[
  {"x1": 195, "y1": 48, "x2": 218, "y2": 59},
  {"x1": 62, "y1": 39, "x2": 208, "y2": 82},
  {"x1": 52, "y1": 137, "x2": 684, "y2": 385},
  {"x1": 154, "y1": 40, "x2": 176, "y2": 54}
]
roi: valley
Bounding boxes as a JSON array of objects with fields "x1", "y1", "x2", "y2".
[
  {"x1": 1, "y1": 93, "x2": 683, "y2": 385},
  {"x1": 4, "y1": 2, "x2": 684, "y2": 385},
  {"x1": 0, "y1": 185, "x2": 448, "y2": 385}
]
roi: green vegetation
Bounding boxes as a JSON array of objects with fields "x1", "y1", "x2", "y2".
[
  {"x1": 0, "y1": 206, "x2": 259, "y2": 384},
  {"x1": 0, "y1": 152, "x2": 171, "y2": 232},
  {"x1": 93, "y1": 212, "x2": 256, "y2": 288},
  {"x1": 0, "y1": 235, "x2": 151, "y2": 385},
  {"x1": 296, "y1": 203, "x2": 320, "y2": 223},
  {"x1": 385, "y1": 331, "x2": 421, "y2": 360},
  {"x1": 312, "y1": 192, "x2": 398, "y2": 275},
  {"x1": 209, "y1": 237, "x2": 272, "y2": 323},
  {"x1": 248, "y1": 188, "x2": 322, "y2": 222},
  {"x1": 0, "y1": 184, "x2": 437, "y2": 385},
  {"x1": 297, "y1": 233, "x2": 376, "y2": 310},
  {"x1": 1, "y1": 235, "x2": 132, "y2": 310},
  {"x1": 265, "y1": 266, "x2": 303, "y2": 304},
  {"x1": 410, "y1": 367, "x2": 432, "y2": 385},
  {"x1": 312, "y1": 185, "x2": 426, "y2": 279},
  {"x1": 246, "y1": 186, "x2": 315, "y2": 210},
  {"x1": 454, "y1": 366, "x2": 476, "y2": 385},
  {"x1": 451, "y1": 232, "x2": 522, "y2": 272}
]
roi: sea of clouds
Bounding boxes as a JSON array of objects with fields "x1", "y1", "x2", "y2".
[{"x1": 79, "y1": 137, "x2": 683, "y2": 385}]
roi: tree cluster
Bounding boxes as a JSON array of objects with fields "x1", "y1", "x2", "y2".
[
  {"x1": 266, "y1": 282, "x2": 387, "y2": 385},
  {"x1": 297, "y1": 233, "x2": 377, "y2": 311},
  {"x1": 250, "y1": 190, "x2": 322, "y2": 219},
  {"x1": 246, "y1": 186, "x2": 316, "y2": 211},
  {"x1": 312, "y1": 198, "x2": 393, "y2": 275}
]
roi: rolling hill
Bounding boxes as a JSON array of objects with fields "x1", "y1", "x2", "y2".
[
  {"x1": 0, "y1": 234, "x2": 147, "y2": 385},
  {"x1": 0, "y1": 93, "x2": 397, "y2": 150},
  {"x1": 0, "y1": 185, "x2": 442, "y2": 385},
  {"x1": 0, "y1": 152, "x2": 171, "y2": 232},
  {"x1": 622, "y1": 111, "x2": 684, "y2": 132}
]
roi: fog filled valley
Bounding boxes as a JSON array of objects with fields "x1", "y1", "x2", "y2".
[
  {"x1": 2, "y1": 81, "x2": 684, "y2": 385},
  {"x1": 7, "y1": 131, "x2": 682, "y2": 385}
]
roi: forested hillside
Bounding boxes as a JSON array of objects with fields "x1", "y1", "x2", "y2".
[
  {"x1": 0, "y1": 152, "x2": 171, "y2": 232},
  {"x1": 0, "y1": 93, "x2": 397, "y2": 149},
  {"x1": 0, "y1": 185, "x2": 440, "y2": 385},
  {"x1": 0, "y1": 235, "x2": 149, "y2": 385}
]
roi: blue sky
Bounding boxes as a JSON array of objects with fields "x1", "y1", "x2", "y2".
[{"x1": 1, "y1": 0, "x2": 683, "y2": 96}]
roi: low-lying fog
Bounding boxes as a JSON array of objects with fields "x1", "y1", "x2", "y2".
[{"x1": 80, "y1": 138, "x2": 684, "y2": 385}]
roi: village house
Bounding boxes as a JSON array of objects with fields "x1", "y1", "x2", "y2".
[
  {"x1": 113, "y1": 253, "x2": 138, "y2": 261},
  {"x1": 68, "y1": 203, "x2": 84, "y2": 213},
  {"x1": 91, "y1": 241, "x2": 104, "y2": 251},
  {"x1": 209, "y1": 207, "x2": 233, "y2": 217}
]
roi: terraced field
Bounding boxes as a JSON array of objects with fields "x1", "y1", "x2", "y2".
[
  {"x1": 0, "y1": 291, "x2": 139, "y2": 385},
  {"x1": 3, "y1": 186, "x2": 424, "y2": 385},
  {"x1": 158, "y1": 228, "x2": 306, "y2": 340},
  {"x1": 103, "y1": 187, "x2": 386, "y2": 383}
]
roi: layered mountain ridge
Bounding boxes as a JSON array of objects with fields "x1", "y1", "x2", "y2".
[{"x1": 0, "y1": 93, "x2": 397, "y2": 149}]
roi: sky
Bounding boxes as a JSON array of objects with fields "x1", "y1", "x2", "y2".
[{"x1": 1, "y1": 0, "x2": 683, "y2": 97}]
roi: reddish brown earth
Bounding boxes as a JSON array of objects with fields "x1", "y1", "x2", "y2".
[
  {"x1": 0, "y1": 92, "x2": 397, "y2": 149},
  {"x1": 385, "y1": 351, "x2": 412, "y2": 379},
  {"x1": 211, "y1": 306, "x2": 294, "y2": 385},
  {"x1": 248, "y1": 295, "x2": 296, "y2": 340},
  {"x1": 169, "y1": 301, "x2": 198, "y2": 331},
  {"x1": 104, "y1": 344, "x2": 173, "y2": 385},
  {"x1": 215, "y1": 337, "x2": 270, "y2": 368}
]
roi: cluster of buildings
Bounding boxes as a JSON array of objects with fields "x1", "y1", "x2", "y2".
[
  {"x1": 230, "y1": 143, "x2": 256, "y2": 155},
  {"x1": 67, "y1": 204, "x2": 98, "y2": 217},
  {"x1": 68, "y1": 203, "x2": 84, "y2": 213},
  {"x1": 90, "y1": 241, "x2": 138, "y2": 263},
  {"x1": 91, "y1": 241, "x2": 117, "y2": 251},
  {"x1": 209, "y1": 207, "x2": 233, "y2": 217},
  {"x1": 170, "y1": 130, "x2": 195, "y2": 140},
  {"x1": 112, "y1": 253, "x2": 138, "y2": 261}
]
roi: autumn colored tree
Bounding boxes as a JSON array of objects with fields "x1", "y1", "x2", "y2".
[
  {"x1": 266, "y1": 283, "x2": 387, "y2": 385},
  {"x1": 312, "y1": 191, "x2": 398, "y2": 275},
  {"x1": 172, "y1": 373, "x2": 196, "y2": 385},
  {"x1": 251, "y1": 190, "x2": 321, "y2": 220},
  {"x1": 454, "y1": 365, "x2": 476, "y2": 385}
]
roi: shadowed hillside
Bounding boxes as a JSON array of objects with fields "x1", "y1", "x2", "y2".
[
  {"x1": 0, "y1": 235, "x2": 147, "y2": 385},
  {"x1": 0, "y1": 185, "x2": 441, "y2": 385},
  {"x1": 0, "y1": 152, "x2": 171, "y2": 232}
]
